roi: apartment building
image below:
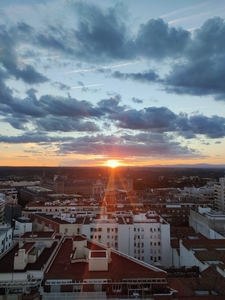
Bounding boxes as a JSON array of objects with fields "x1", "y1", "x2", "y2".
[
  {"x1": 0, "y1": 193, "x2": 5, "y2": 223},
  {"x1": 30, "y1": 210, "x2": 171, "y2": 268},
  {"x1": 214, "y1": 176, "x2": 225, "y2": 211},
  {"x1": 0, "y1": 231, "x2": 61, "y2": 298},
  {"x1": 0, "y1": 224, "x2": 13, "y2": 255},
  {"x1": 189, "y1": 206, "x2": 225, "y2": 239}
]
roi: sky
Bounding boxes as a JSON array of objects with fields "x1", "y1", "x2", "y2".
[{"x1": 1, "y1": 0, "x2": 225, "y2": 167}]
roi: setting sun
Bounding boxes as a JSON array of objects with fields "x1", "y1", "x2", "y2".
[{"x1": 106, "y1": 159, "x2": 121, "y2": 168}]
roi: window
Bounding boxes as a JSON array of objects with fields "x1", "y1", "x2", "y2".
[{"x1": 113, "y1": 285, "x2": 122, "y2": 292}]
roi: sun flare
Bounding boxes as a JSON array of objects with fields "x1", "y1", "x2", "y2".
[{"x1": 106, "y1": 159, "x2": 121, "y2": 168}]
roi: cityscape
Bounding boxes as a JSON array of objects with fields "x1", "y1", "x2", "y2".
[
  {"x1": 1, "y1": 0, "x2": 225, "y2": 299},
  {"x1": 1, "y1": 165, "x2": 225, "y2": 299}
]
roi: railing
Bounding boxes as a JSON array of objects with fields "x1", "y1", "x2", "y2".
[{"x1": 42, "y1": 291, "x2": 106, "y2": 299}]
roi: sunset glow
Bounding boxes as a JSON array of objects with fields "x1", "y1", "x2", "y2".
[
  {"x1": 106, "y1": 160, "x2": 122, "y2": 169},
  {"x1": 0, "y1": 1, "x2": 225, "y2": 167}
]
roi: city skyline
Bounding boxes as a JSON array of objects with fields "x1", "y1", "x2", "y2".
[{"x1": 1, "y1": 0, "x2": 225, "y2": 167}]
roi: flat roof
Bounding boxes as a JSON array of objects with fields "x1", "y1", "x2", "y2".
[
  {"x1": 45, "y1": 238, "x2": 167, "y2": 282},
  {"x1": 0, "y1": 241, "x2": 58, "y2": 273},
  {"x1": 20, "y1": 231, "x2": 56, "y2": 239},
  {"x1": 34, "y1": 213, "x2": 85, "y2": 225}
]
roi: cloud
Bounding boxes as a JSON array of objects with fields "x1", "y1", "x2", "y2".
[
  {"x1": 132, "y1": 97, "x2": 143, "y2": 104},
  {"x1": 36, "y1": 117, "x2": 100, "y2": 132},
  {"x1": 0, "y1": 23, "x2": 48, "y2": 84},
  {"x1": 57, "y1": 132, "x2": 202, "y2": 159},
  {"x1": 112, "y1": 70, "x2": 159, "y2": 83},
  {"x1": 135, "y1": 18, "x2": 190, "y2": 59}
]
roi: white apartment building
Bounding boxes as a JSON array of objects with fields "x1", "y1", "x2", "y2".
[
  {"x1": 0, "y1": 224, "x2": 13, "y2": 255},
  {"x1": 82, "y1": 211, "x2": 172, "y2": 268},
  {"x1": 30, "y1": 210, "x2": 172, "y2": 268},
  {"x1": 189, "y1": 206, "x2": 225, "y2": 239},
  {"x1": 13, "y1": 216, "x2": 33, "y2": 237},
  {"x1": 214, "y1": 176, "x2": 225, "y2": 211},
  {"x1": 0, "y1": 193, "x2": 5, "y2": 223}
]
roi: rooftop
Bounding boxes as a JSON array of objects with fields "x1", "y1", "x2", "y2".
[
  {"x1": 45, "y1": 237, "x2": 167, "y2": 282},
  {"x1": 0, "y1": 241, "x2": 58, "y2": 273}
]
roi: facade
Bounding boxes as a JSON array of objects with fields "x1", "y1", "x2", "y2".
[
  {"x1": 0, "y1": 187, "x2": 18, "y2": 203},
  {"x1": 13, "y1": 216, "x2": 33, "y2": 237},
  {"x1": 29, "y1": 210, "x2": 172, "y2": 268},
  {"x1": 0, "y1": 193, "x2": 5, "y2": 223},
  {"x1": 0, "y1": 224, "x2": 13, "y2": 255},
  {"x1": 189, "y1": 206, "x2": 225, "y2": 239},
  {"x1": 214, "y1": 176, "x2": 225, "y2": 211},
  {"x1": 5, "y1": 203, "x2": 22, "y2": 226}
]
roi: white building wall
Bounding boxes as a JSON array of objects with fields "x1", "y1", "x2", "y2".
[
  {"x1": 179, "y1": 240, "x2": 207, "y2": 272},
  {"x1": 0, "y1": 225, "x2": 13, "y2": 254},
  {"x1": 214, "y1": 177, "x2": 225, "y2": 211},
  {"x1": 171, "y1": 248, "x2": 180, "y2": 268},
  {"x1": 14, "y1": 218, "x2": 33, "y2": 236},
  {"x1": 161, "y1": 223, "x2": 172, "y2": 268},
  {"x1": 0, "y1": 194, "x2": 5, "y2": 223},
  {"x1": 82, "y1": 213, "x2": 171, "y2": 268}
]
